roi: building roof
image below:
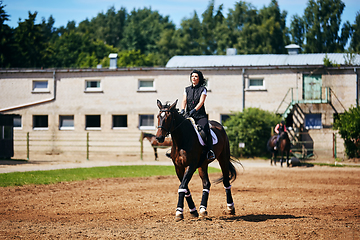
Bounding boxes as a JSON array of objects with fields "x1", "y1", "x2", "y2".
[{"x1": 165, "y1": 53, "x2": 360, "y2": 68}]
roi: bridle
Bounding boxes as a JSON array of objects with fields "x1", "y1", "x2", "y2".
[{"x1": 157, "y1": 108, "x2": 186, "y2": 136}]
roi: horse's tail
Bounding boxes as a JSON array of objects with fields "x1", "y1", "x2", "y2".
[{"x1": 213, "y1": 156, "x2": 243, "y2": 184}]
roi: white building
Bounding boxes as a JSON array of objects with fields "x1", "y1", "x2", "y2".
[{"x1": 1, "y1": 49, "x2": 359, "y2": 160}]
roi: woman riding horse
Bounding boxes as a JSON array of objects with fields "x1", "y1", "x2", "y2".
[
  {"x1": 180, "y1": 70, "x2": 215, "y2": 160},
  {"x1": 156, "y1": 99, "x2": 240, "y2": 221}
]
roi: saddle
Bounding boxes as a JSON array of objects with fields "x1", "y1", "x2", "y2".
[{"x1": 188, "y1": 118, "x2": 218, "y2": 146}]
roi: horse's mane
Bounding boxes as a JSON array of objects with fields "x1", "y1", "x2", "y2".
[{"x1": 143, "y1": 132, "x2": 155, "y2": 138}]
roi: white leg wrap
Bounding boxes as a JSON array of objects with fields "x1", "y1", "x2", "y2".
[
  {"x1": 203, "y1": 189, "x2": 210, "y2": 193},
  {"x1": 176, "y1": 207, "x2": 183, "y2": 213},
  {"x1": 199, "y1": 205, "x2": 207, "y2": 210},
  {"x1": 227, "y1": 202, "x2": 234, "y2": 207},
  {"x1": 224, "y1": 185, "x2": 232, "y2": 190},
  {"x1": 185, "y1": 193, "x2": 191, "y2": 197},
  {"x1": 178, "y1": 189, "x2": 187, "y2": 193},
  {"x1": 189, "y1": 207, "x2": 196, "y2": 212}
]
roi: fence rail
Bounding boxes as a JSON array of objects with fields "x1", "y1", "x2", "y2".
[
  {"x1": 13, "y1": 131, "x2": 156, "y2": 161},
  {"x1": 287, "y1": 131, "x2": 345, "y2": 160},
  {"x1": 12, "y1": 130, "x2": 346, "y2": 161}
]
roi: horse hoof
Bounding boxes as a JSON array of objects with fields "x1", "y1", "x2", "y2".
[
  {"x1": 199, "y1": 207, "x2": 208, "y2": 218},
  {"x1": 175, "y1": 211, "x2": 184, "y2": 222},
  {"x1": 225, "y1": 205, "x2": 235, "y2": 215},
  {"x1": 189, "y1": 210, "x2": 199, "y2": 218}
]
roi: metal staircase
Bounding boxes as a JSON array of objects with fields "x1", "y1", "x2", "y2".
[{"x1": 276, "y1": 87, "x2": 331, "y2": 118}]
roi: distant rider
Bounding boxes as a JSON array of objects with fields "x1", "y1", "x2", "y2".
[{"x1": 274, "y1": 121, "x2": 287, "y2": 150}]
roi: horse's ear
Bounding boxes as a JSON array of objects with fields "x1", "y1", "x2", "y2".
[
  {"x1": 157, "y1": 99, "x2": 163, "y2": 109},
  {"x1": 169, "y1": 99, "x2": 178, "y2": 110}
]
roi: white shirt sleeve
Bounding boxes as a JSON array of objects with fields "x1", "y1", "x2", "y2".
[{"x1": 202, "y1": 88, "x2": 207, "y2": 96}]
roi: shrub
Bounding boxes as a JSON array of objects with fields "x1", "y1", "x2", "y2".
[
  {"x1": 333, "y1": 105, "x2": 360, "y2": 158},
  {"x1": 223, "y1": 108, "x2": 282, "y2": 157}
]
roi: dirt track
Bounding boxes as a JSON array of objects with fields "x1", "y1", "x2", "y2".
[{"x1": 1, "y1": 162, "x2": 360, "y2": 239}]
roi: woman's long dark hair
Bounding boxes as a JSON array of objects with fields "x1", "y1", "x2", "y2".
[{"x1": 190, "y1": 70, "x2": 207, "y2": 87}]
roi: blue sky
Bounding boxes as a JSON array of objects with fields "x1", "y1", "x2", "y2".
[{"x1": 3, "y1": 0, "x2": 360, "y2": 29}]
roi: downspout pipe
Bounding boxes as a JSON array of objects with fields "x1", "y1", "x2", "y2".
[
  {"x1": 355, "y1": 68, "x2": 359, "y2": 107},
  {"x1": 242, "y1": 68, "x2": 245, "y2": 111},
  {"x1": 0, "y1": 70, "x2": 57, "y2": 112}
]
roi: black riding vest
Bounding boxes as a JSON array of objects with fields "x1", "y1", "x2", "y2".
[{"x1": 185, "y1": 84, "x2": 207, "y2": 120}]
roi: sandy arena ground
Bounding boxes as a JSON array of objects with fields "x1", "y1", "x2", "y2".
[{"x1": 0, "y1": 157, "x2": 360, "y2": 239}]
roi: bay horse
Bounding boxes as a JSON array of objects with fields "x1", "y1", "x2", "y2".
[
  {"x1": 267, "y1": 131, "x2": 291, "y2": 167},
  {"x1": 155, "y1": 99, "x2": 241, "y2": 221},
  {"x1": 141, "y1": 132, "x2": 172, "y2": 160}
]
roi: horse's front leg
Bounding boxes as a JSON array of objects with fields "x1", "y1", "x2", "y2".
[
  {"x1": 154, "y1": 147, "x2": 158, "y2": 161},
  {"x1": 286, "y1": 150, "x2": 290, "y2": 167},
  {"x1": 175, "y1": 164, "x2": 198, "y2": 221},
  {"x1": 198, "y1": 165, "x2": 211, "y2": 218},
  {"x1": 280, "y1": 151, "x2": 284, "y2": 167}
]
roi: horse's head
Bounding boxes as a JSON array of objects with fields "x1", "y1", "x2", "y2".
[
  {"x1": 279, "y1": 131, "x2": 288, "y2": 139},
  {"x1": 155, "y1": 99, "x2": 178, "y2": 143}
]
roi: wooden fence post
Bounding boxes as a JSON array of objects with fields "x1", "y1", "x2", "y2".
[
  {"x1": 27, "y1": 132, "x2": 29, "y2": 160},
  {"x1": 140, "y1": 132, "x2": 143, "y2": 160},
  {"x1": 86, "y1": 132, "x2": 89, "y2": 161}
]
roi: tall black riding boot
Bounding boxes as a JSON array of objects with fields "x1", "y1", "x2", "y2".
[{"x1": 206, "y1": 129, "x2": 215, "y2": 160}]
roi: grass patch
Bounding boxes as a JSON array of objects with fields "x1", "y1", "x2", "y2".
[{"x1": 0, "y1": 165, "x2": 221, "y2": 187}]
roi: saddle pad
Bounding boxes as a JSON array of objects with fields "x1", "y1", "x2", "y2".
[{"x1": 188, "y1": 118, "x2": 218, "y2": 146}]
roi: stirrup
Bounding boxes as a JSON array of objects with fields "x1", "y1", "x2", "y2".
[{"x1": 207, "y1": 150, "x2": 215, "y2": 160}]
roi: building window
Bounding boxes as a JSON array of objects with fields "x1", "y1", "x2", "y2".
[
  {"x1": 59, "y1": 115, "x2": 74, "y2": 130},
  {"x1": 13, "y1": 115, "x2": 22, "y2": 128},
  {"x1": 113, "y1": 115, "x2": 127, "y2": 129},
  {"x1": 139, "y1": 114, "x2": 154, "y2": 130},
  {"x1": 32, "y1": 80, "x2": 49, "y2": 92},
  {"x1": 33, "y1": 115, "x2": 48, "y2": 130},
  {"x1": 305, "y1": 113, "x2": 322, "y2": 129},
  {"x1": 85, "y1": 80, "x2": 102, "y2": 92},
  {"x1": 248, "y1": 78, "x2": 265, "y2": 90},
  {"x1": 86, "y1": 115, "x2": 101, "y2": 130},
  {"x1": 220, "y1": 114, "x2": 232, "y2": 125},
  {"x1": 138, "y1": 79, "x2": 155, "y2": 92}
]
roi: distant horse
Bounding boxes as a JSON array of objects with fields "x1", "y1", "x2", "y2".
[
  {"x1": 141, "y1": 132, "x2": 172, "y2": 160},
  {"x1": 267, "y1": 132, "x2": 291, "y2": 167},
  {"x1": 155, "y1": 99, "x2": 241, "y2": 221}
]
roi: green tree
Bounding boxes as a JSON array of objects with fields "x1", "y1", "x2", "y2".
[
  {"x1": 303, "y1": 0, "x2": 351, "y2": 53},
  {"x1": 223, "y1": 108, "x2": 282, "y2": 157},
  {"x1": 201, "y1": 0, "x2": 225, "y2": 54},
  {"x1": 0, "y1": 1, "x2": 13, "y2": 67},
  {"x1": 117, "y1": 49, "x2": 154, "y2": 67},
  {"x1": 290, "y1": 14, "x2": 305, "y2": 49},
  {"x1": 13, "y1": 11, "x2": 47, "y2": 68},
  {"x1": 121, "y1": 7, "x2": 174, "y2": 55},
  {"x1": 350, "y1": 11, "x2": 360, "y2": 53},
  {"x1": 235, "y1": 0, "x2": 289, "y2": 54},
  {"x1": 175, "y1": 11, "x2": 203, "y2": 55},
  {"x1": 83, "y1": 6, "x2": 127, "y2": 48},
  {"x1": 333, "y1": 106, "x2": 360, "y2": 158}
]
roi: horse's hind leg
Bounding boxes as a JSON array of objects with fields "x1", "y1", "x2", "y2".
[{"x1": 218, "y1": 154, "x2": 235, "y2": 215}]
